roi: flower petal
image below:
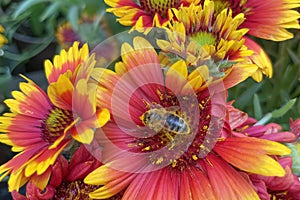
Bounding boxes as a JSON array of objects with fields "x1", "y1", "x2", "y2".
[
  {"x1": 205, "y1": 154, "x2": 260, "y2": 200},
  {"x1": 214, "y1": 137, "x2": 290, "y2": 176}
]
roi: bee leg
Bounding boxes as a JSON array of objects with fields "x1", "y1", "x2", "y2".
[{"x1": 166, "y1": 132, "x2": 176, "y2": 149}]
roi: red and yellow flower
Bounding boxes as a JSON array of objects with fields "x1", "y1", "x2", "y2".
[
  {"x1": 11, "y1": 145, "x2": 123, "y2": 199},
  {"x1": 199, "y1": 0, "x2": 300, "y2": 41},
  {"x1": 84, "y1": 36, "x2": 290, "y2": 199},
  {"x1": 56, "y1": 22, "x2": 82, "y2": 49},
  {"x1": 56, "y1": 14, "x2": 116, "y2": 51},
  {"x1": 44, "y1": 41, "x2": 89, "y2": 84},
  {"x1": 225, "y1": 103, "x2": 300, "y2": 199},
  {"x1": 250, "y1": 156, "x2": 300, "y2": 200},
  {"x1": 227, "y1": 103, "x2": 298, "y2": 142},
  {"x1": 0, "y1": 43, "x2": 110, "y2": 191},
  {"x1": 103, "y1": 0, "x2": 196, "y2": 30},
  {"x1": 157, "y1": 1, "x2": 272, "y2": 83}
]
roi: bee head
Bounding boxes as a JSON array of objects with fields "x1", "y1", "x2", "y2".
[{"x1": 140, "y1": 111, "x2": 150, "y2": 125}]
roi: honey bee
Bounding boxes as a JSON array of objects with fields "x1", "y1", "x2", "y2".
[{"x1": 140, "y1": 106, "x2": 190, "y2": 137}]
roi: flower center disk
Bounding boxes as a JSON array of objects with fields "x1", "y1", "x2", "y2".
[
  {"x1": 191, "y1": 32, "x2": 217, "y2": 48},
  {"x1": 130, "y1": 88, "x2": 214, "y2": 171},
  {"x1": 139, "y1": 0, "x2": 180, "y2": 17},
  {"x1": 41, "y1": 107, "x2": 73, "y2": 144},
  {"x1": 52, "y1": 180, "x2": 98, "y2": 199}
]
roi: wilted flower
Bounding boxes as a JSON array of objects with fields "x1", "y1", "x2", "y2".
[
  {"x1": 290, "y1": 118, "x2": 300, "y2": 138},
  {"x1": 56, "y1": 14, "x2": 115, "y2": 50},
  {"x1": 56, "y1": 22, "x2": 82, "y2": 49}
]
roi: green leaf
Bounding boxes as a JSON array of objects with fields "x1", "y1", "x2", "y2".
[
  {"x1": 0, "y1": 67, "x2": 12, "y2": 96},
  {"x1": 254, "y1": 98, "x2": 297, "y2": 125},
  {"x1": 40, "y1": 2, "x2": 61, "y2": 21},
  {"x1": 93, "y1": 10, "x2": 105, "y2": 29},
  {"x1": 67, "y1": 6, "x2": 79, "y2": 31},
  {"x1": 233, "y1": 80, "x2": 262, "y2": 109},
  {"x1": 287, "y1": 48, "x2": 300, "y2": 65},
  {"x1": 253, "y1": 94, "x2": 262, "y2": 119},
  {"x1": 2, "y1": 35, "x2": 54, "y2": 71},
  {"x1": 286, "y1": 143, "x2": 300, "y2": 176},
  {"x1": 13, "y1": 0, "x2": 48, "y2": 18},
  {"x1": 272, "y1": 98, "x2": 297, "y2": 118}
]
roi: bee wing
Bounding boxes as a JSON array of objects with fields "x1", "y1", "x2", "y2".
[
  {"x1": 125, "y1": 126, "x2": 157, "y2": 138},
  {"x1": 149, "y1": 103, "x2": 164, "y2": 109},
  {"x1": 165, "y1": 105, "x2": 180, "y2": 112}
]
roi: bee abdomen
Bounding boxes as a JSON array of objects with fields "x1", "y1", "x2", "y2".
[{"x1": 165, "y1": 114, "x2": 189, "y2": 134}]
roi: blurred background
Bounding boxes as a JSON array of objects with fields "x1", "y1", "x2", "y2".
[{"x1": 0, "y1": 0, "x2": 299, "y2": 199}]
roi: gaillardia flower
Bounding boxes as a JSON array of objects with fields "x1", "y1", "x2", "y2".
[
  {"x1": 56, "y1": 14, "x2": 116, "y2": 50},
  {"x1": 11, "y1": 145, "x2": 124, "y2": 200},
  {"x1": 84, "y1": 36, "x2": 290, "y2": 199},
  {"x1": 250, "y1": 157, "x2": 300, "y2": 200},
  {"x1": 227, "y1": 104, "x2": 300, "y2": 199},
  {"x1": 227, "y1": 103, "x2": 298, "y2": 142},
  {"x1": 44, "y1": 41, "x2": 89, "y2": 84},
  {"x1": 157, "y1": 1, "x2": 270, "y2": 83},
  {"x1": 104, "y1": 0, "x2": 194, "y2": 30},
  {"x1": 0, "y1": 43, "x2": 109, "y2": 191},
  {"x1": 199, "y1": 0, "x2": 300, "y2": 41},
  {"x1": 56, "y1": 22, "x2": 82, "y2": 49}
]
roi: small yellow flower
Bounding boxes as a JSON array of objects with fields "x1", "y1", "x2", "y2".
[{"x1": 0, "y1": 24, "x2": 8, "y2": 47}]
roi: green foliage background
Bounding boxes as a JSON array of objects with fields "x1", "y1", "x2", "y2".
[{"x1": 229, "y1": 35, "x2": 300, "y2": 129}]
